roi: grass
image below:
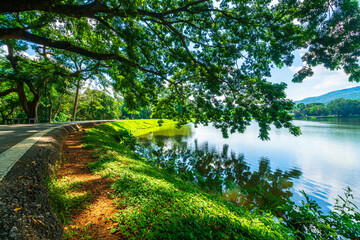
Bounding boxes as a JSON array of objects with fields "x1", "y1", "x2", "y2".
[
  {"x1": 78, "y1": 120, "x2": 295, "y2": 239},
  {"x1": 47, "y1": 175, "x2": 91, "y2": 224}
]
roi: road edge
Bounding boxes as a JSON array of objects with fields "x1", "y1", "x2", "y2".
[{"x1": 0, "y1": 121, "x2": 115, "y2": 240}]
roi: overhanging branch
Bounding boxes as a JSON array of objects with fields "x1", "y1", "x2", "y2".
[{"x1": 0, "y1": 28, "x2": 164, "y2": 77}]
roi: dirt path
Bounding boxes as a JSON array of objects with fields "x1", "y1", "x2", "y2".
[{"x1": 58, "y1": 129, "x2": 123, "y2": 239}]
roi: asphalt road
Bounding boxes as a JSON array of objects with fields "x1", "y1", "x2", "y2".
[
  {"x1": 0, "y1": 120, "x2": 115, "y2": 181},
  {"x1": 0, "y1": 123, "x2": 67, "y2": 154}
]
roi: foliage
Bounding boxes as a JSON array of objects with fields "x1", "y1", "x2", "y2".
[
  {"x1": 293, "y1": 98, "x2": 360, "y2": 118},
  {"x1": 0, "y1": 44, "x2": 75, "y2": 120},
  {"x1": 76, "y1": 88, "x2": 123, "y2": 120},
  {"x1": 81, "y1": 120, "x2": 295, "y2": 239},
  {"x1": 122, "y1": 105, "x2": 152, "y2": 120},
  {"x1": 53, "y1": 113, "x2": 67, "y2": 123},
  {"x1": 48, "y1": 120, "x2": 360, "y2": 239},
  {"x1": 113, "y1": 129, "x2": 137, "y2": 150},
  {"x1": 0, "y1": 92, "x2": 21, "y2": 124},
  {"x1": 279, "y1": 188, "x2": 360, "y2": 239},
  {"x1": 327, "y1": 98, "x2": 360, "y2": 117},
  {"x1": 2, "y1": 0, "x2": 359, "y2": 139}
]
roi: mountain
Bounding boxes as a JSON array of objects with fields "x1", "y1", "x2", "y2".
[{"x1": 295, "y1": 86, "x2": 360, "y2": 105}]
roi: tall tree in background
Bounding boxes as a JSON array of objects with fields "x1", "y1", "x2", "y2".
[
  {"x1": 0, "y1": 87, "x2": 20, "y2": 124},
  {"x1": 0, "y1": 42, "x2": 71, "y2": 122},
  {"x1": 1, "y1": 0, "x2": 359, "y2": 139},
  {"x1": 327, "y1": 98, "x2": 358, "y2": 117},
  {"x1": 76, "y1": 88, "x2": 122, "y2": 120},
  {"x1": 51, "y1": 52, "x2": 110, "y2": 121}
]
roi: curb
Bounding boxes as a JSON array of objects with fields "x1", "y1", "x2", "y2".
[{"x1": 0, "y1": 121, "x2": 115, "y2": 240}]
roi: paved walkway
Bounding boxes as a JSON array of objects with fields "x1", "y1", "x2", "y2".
[
  {"x1": 0, "y1": 121, "x2": 111, "y2": 181},
  {"x1": 0, "y1": 123, "x2": 60, "y2": 154}
]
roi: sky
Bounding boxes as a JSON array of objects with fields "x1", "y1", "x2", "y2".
[{"x1": 268, "y1": 50, "x2": 359, "y2": 101}]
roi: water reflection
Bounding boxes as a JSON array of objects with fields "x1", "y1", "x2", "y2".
[
  {"x1": 138, "y1": 124, "x2": 193, "y2": 148},
  {"x1": 137, "y1": 119, "x2": 360, "y2": 211},
  {"x1": 137, "y1": 137, "x2": 302, "y2": 213}
]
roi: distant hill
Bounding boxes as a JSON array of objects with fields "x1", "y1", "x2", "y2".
[{"x1": 295, "y1": 86, "x2": 360, "y2": 105}]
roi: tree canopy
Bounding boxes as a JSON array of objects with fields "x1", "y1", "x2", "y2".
[{"x1": 1, "y1": 0, "x2": 359, "y2": 139}]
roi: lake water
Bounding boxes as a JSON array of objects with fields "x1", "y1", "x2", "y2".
[{"x1": 137, "y1": 119, "x2": 360, "y2": 212}]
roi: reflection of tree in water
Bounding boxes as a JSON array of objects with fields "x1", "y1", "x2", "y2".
[
  {"x1": 138, "y1": 140, "x2": 302, "y2": 214},
  {"x1": 138, "y1": 131, "x2": 191, "y2": 149}
]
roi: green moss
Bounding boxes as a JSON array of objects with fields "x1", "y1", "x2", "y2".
[{"x1": 81, "y1": 120, "x2": 295, "y2": 239}]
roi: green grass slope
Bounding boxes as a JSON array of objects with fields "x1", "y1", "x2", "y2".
[{"x1": 80, "y1": 120, "x2": 294, "y2": 239}]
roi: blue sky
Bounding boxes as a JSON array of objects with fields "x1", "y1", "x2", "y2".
[{"x1": 268, "y1": 50, "x2": 359, "y2": 101}]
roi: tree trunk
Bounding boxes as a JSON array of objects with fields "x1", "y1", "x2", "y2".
[
  {"x1": 17, "y1": 81, "x2": 41, "y2": 122},
  {"x1": 6, "y1": 43, "x2": 41, "y2": 123},
  {"x1": 53, "y1": 102, "x2": 61, "y2": 120},
  {"x1": 72, "y1": 79, "x2": 81, "y2": 121},
  {"x1": 48, "y1": 92, "x2": 52, "y2": 123}
]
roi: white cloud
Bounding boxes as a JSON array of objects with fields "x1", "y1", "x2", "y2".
[
  {"x1": 270, "y1": 58, "x2": 359, "y2": 101},
  {"x1": 285, "y1": 65, "x2": 359, "y2": 100}
]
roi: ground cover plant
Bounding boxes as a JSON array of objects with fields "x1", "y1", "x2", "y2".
[
  {"x1": 80, "y1": 120, "x2": 294, "y2": 239},
  {"x1": 48, "y1": 120, "x2": 360, "y2": 239}
]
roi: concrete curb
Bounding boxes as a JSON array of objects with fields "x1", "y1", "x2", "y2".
[{"x1": 0, "y1": 120, "x2": 115, "y2": 240}]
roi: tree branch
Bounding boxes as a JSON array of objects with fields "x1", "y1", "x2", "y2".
[
  {"x1": 162, "y1": 0, "x2": 210, "y2": 16},
  {"x1": 0, "y1": 28, "x2": 163, "y2": 77},
  {"x1": 0, "y1": 0, "x2": 161, "y2": 19},
  {"x1": 0, "y1": 88, "x2": 18, "y2": 97}
]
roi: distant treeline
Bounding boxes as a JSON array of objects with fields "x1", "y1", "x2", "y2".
[{"x1": 293, "y1": 98, "x2": 360, "y2": 118}]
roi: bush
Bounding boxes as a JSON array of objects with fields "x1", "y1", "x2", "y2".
[
  {"x1": 279, "y1": 187, "x2": 360, "y2": 239},
  {"x1": 53, "y1": 112, "x2": 67, "y2": 122}
]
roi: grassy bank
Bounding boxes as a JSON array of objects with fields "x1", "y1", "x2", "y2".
[{"x1": 48, "y1": 120, "x2": 294, "y2": 239}]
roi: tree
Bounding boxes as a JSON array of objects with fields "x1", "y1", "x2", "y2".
[
  {"x1": 76, "y1": 88, "x2": 122, "y2": 120},
  {"x1": 1, "y1": 0, "x2": 359, "y2": 139},
  {"x1": 327, "y1": 98, "x2": 357, "y2": 117},
  {"x1": 35, "y1": 46, "x2": 110, "y2": 121},
  {"x1": 0, "y1": 42, "x2": 74, "y2": 122},
  {"x1": 308, "y1": 104, "x2": 328, "y2": 116},
  {"x1": 0, "y1": 91, "x2": 20, "y2": 124}
]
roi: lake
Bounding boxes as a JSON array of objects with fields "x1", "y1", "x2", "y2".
[{"x1": 136, "y1": 118, "x2": 360, "y2": 212}]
